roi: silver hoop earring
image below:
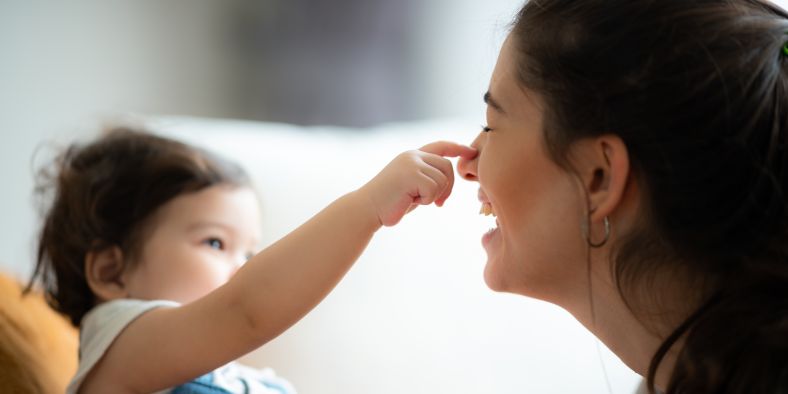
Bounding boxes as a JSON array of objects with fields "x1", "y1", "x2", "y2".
[{"x1": 584, "y1": 216, "x2": 611, "y2": 248}]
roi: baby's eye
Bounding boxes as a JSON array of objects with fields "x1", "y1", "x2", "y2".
[{"x1": 203, "y1": 238, "x2": 224, "y2": 251}]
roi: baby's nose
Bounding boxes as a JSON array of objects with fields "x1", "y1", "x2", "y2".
[{"x1": 230, "y1": 255, "x2": 246, "y2": 275}]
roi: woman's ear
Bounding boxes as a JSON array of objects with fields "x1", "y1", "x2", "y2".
[
  {"x1": 85, "y1": 246, "x2": 129, "y2": 302},
  {"x1": 572, "y1": 135, "x2": 630, "y2": 221}
]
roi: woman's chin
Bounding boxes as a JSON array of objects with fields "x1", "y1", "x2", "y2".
[
  {"x1": 481, "y1": 225, "x2": 509, "y2": 291},
  {"x1": 482, "y1": 256, "x2": 508, "y2": 292}
]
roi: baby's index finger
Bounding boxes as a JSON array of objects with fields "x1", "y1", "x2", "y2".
[{"x1": 419, "y1": 141, "x2": 477, "y2": 159}]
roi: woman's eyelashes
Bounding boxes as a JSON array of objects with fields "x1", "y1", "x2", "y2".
[{"x1": 481, "y1": 125, "x2": 492, "y2": 133}]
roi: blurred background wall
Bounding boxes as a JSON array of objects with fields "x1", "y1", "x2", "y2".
[{"x1": 0, "y1": 0, "x2": 521, "y2": 279}]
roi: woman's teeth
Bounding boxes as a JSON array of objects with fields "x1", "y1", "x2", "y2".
[{"x1": 479, "y1": 202, "x2": 496, "y2": 217}]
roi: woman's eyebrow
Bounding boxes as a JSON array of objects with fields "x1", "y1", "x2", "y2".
[{"x1": 483, "y1": 91, "x2": 506, "y2": 114}]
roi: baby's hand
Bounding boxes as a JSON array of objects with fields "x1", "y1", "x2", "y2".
[{"x1": 360, "y1": 141, "x2": 477, "y2": 226}]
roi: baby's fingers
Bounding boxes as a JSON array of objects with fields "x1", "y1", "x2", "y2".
[
  {"x1": 414, "y1": 166, "x2": 446, "y2": 205},
  {"x1": 421, "y1": 154, "x2": 454, "y2": 206},
  {"x1": 420, "y1": 141, "x2": 477, "y2": 160}
]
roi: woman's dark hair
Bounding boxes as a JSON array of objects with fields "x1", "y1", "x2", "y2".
[
  {"x1": 511, "y1": 0, "x2": 788, "y2": 392},
  {"x1": 26, "y1": 127, "x2": 250, "y2": 327}
]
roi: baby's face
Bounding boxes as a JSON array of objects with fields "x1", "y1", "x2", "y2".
[{"x1": 121, "y1": 184, "x2": 262, "y2": 304}]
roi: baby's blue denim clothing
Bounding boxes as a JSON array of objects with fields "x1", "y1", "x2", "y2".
[
  {"x1": 67, "y1": 299, "x2": 296, "y2": 394},
  {"x1": 171, "y1": 362, "x2": 295, "y2": 394}
]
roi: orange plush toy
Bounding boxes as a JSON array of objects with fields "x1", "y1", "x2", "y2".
[{"x1": 0, "y1": 272, "x2": 78, "y2": 393}]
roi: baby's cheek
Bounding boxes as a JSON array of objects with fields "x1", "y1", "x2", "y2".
[{"x1": 200, "y1": 264, "x2": 234, "y2": 293}]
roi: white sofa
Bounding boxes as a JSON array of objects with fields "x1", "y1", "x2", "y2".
[{"x1": 150, "y1": 116, "x2": 641, "y2": 394}]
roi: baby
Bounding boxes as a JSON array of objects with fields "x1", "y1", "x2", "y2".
[{"x1": 27, "y1": 127, "x2": 476, "y2": 393}]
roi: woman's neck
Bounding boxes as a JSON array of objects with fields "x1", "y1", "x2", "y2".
[{"x1": 563, "y1": 262, "x2": 691, "y2": 392}]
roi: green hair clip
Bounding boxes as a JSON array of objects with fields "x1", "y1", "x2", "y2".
[{"x1": 784, "y1": 42, "x2": 788, "y2": 57}]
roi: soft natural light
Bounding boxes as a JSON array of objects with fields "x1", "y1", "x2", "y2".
[{"x1": 2, "y1": 1, "x2": 787, "y2": 393}]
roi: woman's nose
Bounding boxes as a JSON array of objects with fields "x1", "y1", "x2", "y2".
[{"x1": 457, "y1": 133, "x2": 482, "y2": 181}]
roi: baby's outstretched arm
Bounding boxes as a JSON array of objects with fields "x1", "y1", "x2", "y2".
[{"x1": 80, "y1": 141, "x2": 476, "y2": 393}]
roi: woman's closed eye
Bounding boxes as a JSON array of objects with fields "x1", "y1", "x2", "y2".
[{"x1": 481, "y1": 124, "x2": 492, "y2": 133}]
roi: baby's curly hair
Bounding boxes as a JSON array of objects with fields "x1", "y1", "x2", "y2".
[{"x1": 27, "y1": 127, "x2": 250, "y2": 326}]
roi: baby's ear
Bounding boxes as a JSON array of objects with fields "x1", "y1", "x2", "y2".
[{"x1": 85, "y1": 246, "x2": 128, "y2": 302}]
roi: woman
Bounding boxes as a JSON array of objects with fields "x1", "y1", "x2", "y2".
[{"x1": 457, "y1": 0, "x2": 788, "y2": 392}]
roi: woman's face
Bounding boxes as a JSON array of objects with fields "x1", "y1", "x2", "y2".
[{"x1": 458, "y1": 36, "x2": 588, "y2": 302}]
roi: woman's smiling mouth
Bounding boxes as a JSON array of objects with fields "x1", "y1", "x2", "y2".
[{"x1": 478, "y1": 190, "x2": 500, "y2": 248}]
